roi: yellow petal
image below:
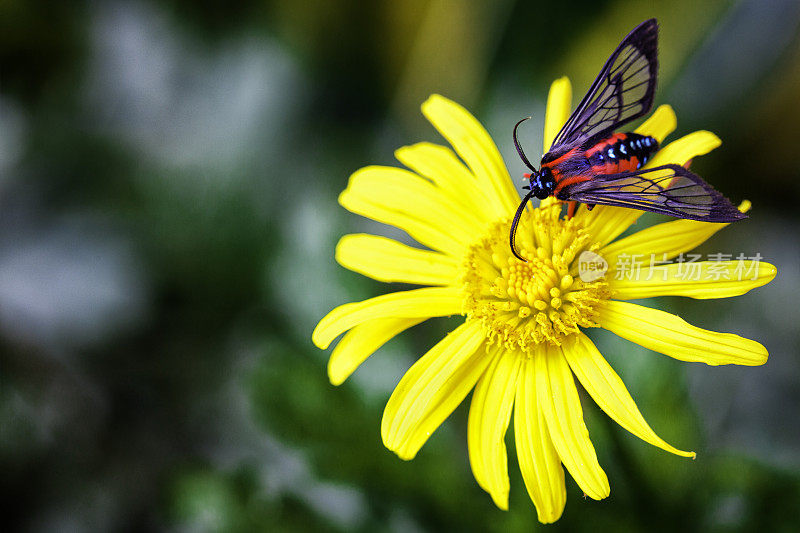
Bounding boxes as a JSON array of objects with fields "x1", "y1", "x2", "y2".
[
  {"x1": 336, "y1": 234, "x2": 460, "y2": 286},
  {"x1": 328, "y1": 317, "x2": 426, "y2": 386},
  {"x1": 339, "y1": 166, "x2": 482, "y2": 255},
  {"x1": 597, "y1": 300, "x2": 768, "y2": 366},
  {"x1": 645, "y1": 130, "x2": 721, "y2": 169},
  {"x1": 514, "y1": 357, "x2": 566, "y2": 523},
  {"x1": 583, "y1": 205, "x2": 646, "y2": 249},
  {"x1": 390, "y1": 342, "x2": 494, "y2": 460},
  {"x1": 563, "y1": 334, "x2": 695, "y2": 458},
  {"x1": 312, "y1": 287, "x2": 463, "y2": 349},
  {"x1": 583, "y1": 130, "x2": 723, "y2": 246},
  {"x1": 381, "y1": 320, "x2": 486, "y2": 458},
  {"x1": 610, "y1": 260, "x2": 777, "y2": 300},
  {"x1": 543, "y1": 77, "x2": 572, "y2": 152},
  {"x1": 738, "y1": 199, "x2": 752, "y2": 213},
  {"x1": 339, "y1": 196, "x2": 458, "y2": 257},
  {"x1": 601, "y1": 217, "x2": 740, "y2": 265},
  {"x1": 468, "y1": 347, "x2": 520, "y2": 510},
  {"x1": 536, "y1": 344, "x2": 609, "y2": 500},
  {"x1": 422, "y1": 95, "x2": 519, "y2": 218},
  {"x1": 395, "y1": 142, "x2": 494, "y2": 224},
  {"x1": 635, "y1": 104, "x2": 677, "y2": 143},
  {"x1": 538, "y1": 77, "x2": 572, "y2": 213}
]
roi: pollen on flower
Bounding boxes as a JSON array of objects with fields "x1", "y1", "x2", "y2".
[{"x1": 462, "y1": 203, "x2": 610, "y2": 351}]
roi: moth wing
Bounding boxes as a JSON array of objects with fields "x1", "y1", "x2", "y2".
[
  {"x1": 551, "y1": 19, "x2": 659, "y2": 151},
  {"x1": 564, "y1": 164, "x2": 746, "y2": 222}
]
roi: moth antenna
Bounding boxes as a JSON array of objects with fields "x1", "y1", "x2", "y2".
[
  {"x1": 509, "y1": 189, "x2": 535, "y2": 263},
  {"x1": 513, "y1": 117, "x2": 537, "y2": 173}
]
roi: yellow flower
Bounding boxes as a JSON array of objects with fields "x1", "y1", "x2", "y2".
[{"x1": 312, "y1": 77, "x2": 776, "y2": 522}]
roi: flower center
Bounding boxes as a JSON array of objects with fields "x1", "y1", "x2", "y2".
[{"x1": 461, "y1": 203, "x2": 610, "y2": 351}]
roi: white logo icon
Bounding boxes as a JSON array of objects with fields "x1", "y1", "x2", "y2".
[{"x1": 578, "y1": 251, "x2": 608, "y2": 282}]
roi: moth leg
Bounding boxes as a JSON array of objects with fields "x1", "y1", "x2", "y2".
[
  {"x1": 666, "y1": 159, "x2": 692, "y2": 188},
  {"x1": 566, "y1": 200, "x2": 578, "y2": 219}
]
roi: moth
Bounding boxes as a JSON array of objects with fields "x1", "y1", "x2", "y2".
[{"x1": 510, "y1": 18, "x2": 745, "y2": 262}]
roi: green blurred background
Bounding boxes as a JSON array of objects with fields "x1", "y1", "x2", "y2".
[{"x1": 2, "y1": 0, "x2": 799, "y2": 531}]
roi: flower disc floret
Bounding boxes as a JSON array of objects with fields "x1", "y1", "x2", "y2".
[{"x1": 463, "y1": 203, "x2": 610, "y2": 350}]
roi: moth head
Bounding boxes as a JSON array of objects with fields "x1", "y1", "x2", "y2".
[{"x1": 529, "y1": 167, "x2": 556, "y2": 200}]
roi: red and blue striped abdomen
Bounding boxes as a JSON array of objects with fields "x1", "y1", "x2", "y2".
[
  {"x1": 544, "y1": 132, "x2": 659, "y2": 198},
  {"x1": 583, "y1": 132, "x2": 658, "y2": 174}
]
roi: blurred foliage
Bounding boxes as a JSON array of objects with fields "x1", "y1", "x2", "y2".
[{"x1": 1, "y1": 0, "x2": 799, "y2": 531}]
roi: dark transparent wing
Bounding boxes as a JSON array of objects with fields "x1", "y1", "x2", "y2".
[
  {"x1": 551, "y1": 19, "x2": 658, "y2": 151},
  {"x1": 563, "y1": 165, "x2": 746, "y2": 222}
]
